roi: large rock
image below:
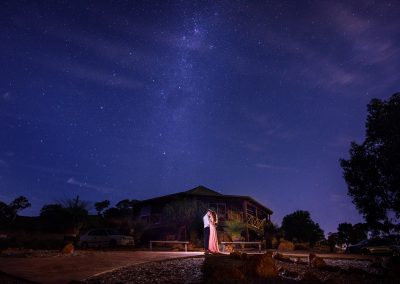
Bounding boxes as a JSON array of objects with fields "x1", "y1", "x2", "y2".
[
  {"x1": 277, "y1": 240, "x2": 295, "y2": 251},
  {"x1": 309, "y1": 253, "x2": 341, "y2": 272},
  {"x1": 61, "y1": 243, "x2": 74, "y2": 254},
  {"x1": 309, "y1": 253, "x2": 327, "y2": 269},
  {"x1": 202, "y1": 254, "x2": 245, "y2": 283},
  {"x1": 203, "y1": 252, "x2": 278, "y2": 282},
  {"x1": 244, "y1": 253, "x2": 278, "y2": 278}
]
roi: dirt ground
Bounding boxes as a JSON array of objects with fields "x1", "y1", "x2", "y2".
[
  {"x1": 0, "y1": 249, "x2": 381, "y2": 284},
  {"x1": 0, "y1": 250, "x2": 203, "y2": 284}
]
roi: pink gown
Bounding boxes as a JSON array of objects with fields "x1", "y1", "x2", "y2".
[{"x1": 208, "y1": 214, "x2": 220, "y2": 253}]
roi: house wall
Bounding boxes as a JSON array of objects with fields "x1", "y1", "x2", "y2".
[{"x1": 136, "y1": 194, "x2": 271, "y2": 242}]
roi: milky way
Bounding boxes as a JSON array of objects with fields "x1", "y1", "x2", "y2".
[{"x1": 1, "y1": 0, "x2": 399, "y2": 233}]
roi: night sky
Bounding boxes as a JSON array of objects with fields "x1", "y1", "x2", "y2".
[{"x1": 1, "y1": 0, "x2": 399, "y2": 234}]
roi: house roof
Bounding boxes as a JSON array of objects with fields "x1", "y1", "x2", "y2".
[
  {"x1": 184, "y1": 185, "x2": 223, "y2": 196},
  {"x1": 139, "y1": 185, "x2": 273, "y2": 214}
]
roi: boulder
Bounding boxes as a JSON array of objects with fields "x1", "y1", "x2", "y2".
[
  {"x1": 211, "y1": 267, "x2": 246, "y2": 282},
  {"x1": 202, "y1": 254, "x2": 245, "y2": 283},
  {"x1": 277, "y1": 240, "x2": 295, "y2": 251},
  {"x1": 244, "y1": 253, "x2": 278, "y2": 278},
  {"x1": 309, "y1": 254, "x2": 327, "y2": 269},
  {"x1": 309, "y1": 253, "x2": 340, "y2": 271},
  {"x1": 203, "y1": 252, "x2": 278, "y2": 282},
  {"x1": 61, "y1": 243, "x2": 74, "y2": 254}
]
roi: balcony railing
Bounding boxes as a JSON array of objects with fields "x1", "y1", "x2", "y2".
[
  {"x1": 226, "y1": 210, "x2": 265, "y2": 230},
  {"x1": 246, "y1": 213, "x2": 265, "y2": 230}
]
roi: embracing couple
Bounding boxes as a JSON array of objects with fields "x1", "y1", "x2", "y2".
[{"x1": 203, "y1": 209, "x2": 220, "y2": 254}]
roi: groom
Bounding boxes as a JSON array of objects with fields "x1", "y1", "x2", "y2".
[{"x1": 203, "y1": 209, "x2": 211, "y2": 254}]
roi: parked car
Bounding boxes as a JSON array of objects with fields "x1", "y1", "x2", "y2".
[
  {"x1": 78, "y1": 228, "x2": 134, "y2": 248},
  {"x1": 345, "y1": 238, "x2": 398, "y2": 256}
]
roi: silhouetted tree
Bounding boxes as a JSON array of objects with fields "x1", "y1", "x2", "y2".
[
  {"x1": 352, "y1": 223, "x2": 368, "y2": 243},
  {"x1": 0, "y1": 201, "x2": 7, "y2": 224},
  {"x1": 281, "y1": 210, "x2": 324, "y2": 246},
  {"x1": 337, "y1": 222, "x2": 367, "y2": 245},
  {"x1": 40, "y1": 196, "x2": 89, "y2": 233},
  {"x1": 0, "y1": 196, "x2": 31, "y2": 226},
  {"x1": 103, "y1": 199, "x2": 139, "y2": 230},
  {"x1": 40, "y1": 204, "x2": 71, "y2": 232},
  {"x1": 327, "y1": 232, "x2": 338, "y2": 252},
  {"x1": 103, "y1": 207, "x2": 124, "y2": 219},
  {"x1": 116, "y1": 199, "x2": 137, "y2": 210},
  {"x1": 337, "y1": 223, "x2": 353, "y2": 245},
  {"x1": 340, "y1": 93, "x2": 400, "y2": 234},
  {"x1": 94, "y1": 200, "x2": 110, "y2": 216},
  {"x1": 62, "y1": 196, "x2": 89, "y2": 232}
]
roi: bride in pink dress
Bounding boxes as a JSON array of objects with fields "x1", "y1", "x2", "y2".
[{"x1": 208, "y1": 211, "x2": 220, "y2": 253}]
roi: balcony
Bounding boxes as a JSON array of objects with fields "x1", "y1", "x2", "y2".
[{"x1": 226, "y1": 210, "x2": 265, "y2": 230}]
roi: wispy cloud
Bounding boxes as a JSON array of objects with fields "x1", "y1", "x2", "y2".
[
  {"x1": 41, "y1": 56, "x2": 143, "y2": 91},
  {"x1": 319, "y1": 1, "x2": 400, "y2": 90},
  {"x1": 67, "y1": 177, "x2": 113, "y2": 193},
  {"x1": 238, "y1": 1, "x2": 399, "y2": 94},
  {"x1": 12, "y1": 16, "x2": 147, "y2": 91}
]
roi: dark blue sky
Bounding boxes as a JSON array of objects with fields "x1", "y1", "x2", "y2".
[{"x1": 1, "y1": 0, "x2": 399, "y2": 234}]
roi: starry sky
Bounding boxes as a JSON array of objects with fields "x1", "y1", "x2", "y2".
[{"x1": 1, "y1": 0, "x2": 399, "y2": 234}]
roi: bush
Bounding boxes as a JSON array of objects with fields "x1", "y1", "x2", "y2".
[
  {"x1": 277, "y1": 240, "x2": 295, "y2": 251},
  {"x1": 294, "y1": 242, "x2": 310, "y2": 250},
  {"x1": 224, "y1": 220, "x2": 246, "y2": 241},
  {"x1": 6, "y1": 231, "x2": 65, "y2": 250}
]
